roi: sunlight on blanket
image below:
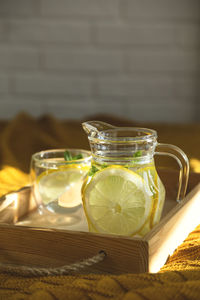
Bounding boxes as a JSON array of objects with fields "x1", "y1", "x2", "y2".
[
  {"x1": 190, "y1": 159, "x2": 200, "y2": 173},
  {"x1": 0, "y1": 166, "x2": 30, "y2": 197}
]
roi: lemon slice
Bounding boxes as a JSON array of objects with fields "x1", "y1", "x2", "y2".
[
  {"x1": 136, "y1": 166, "x2": 165, "y2": 229},
  {"x1": 82, "y1": 165, "x2": 153, "y2": 236},
  {"x1": 38, "y1": 165, "x2": 87, "y2": 207}
]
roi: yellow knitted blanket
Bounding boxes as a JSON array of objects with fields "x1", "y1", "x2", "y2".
[{"x1": 0, "y1": 113, "x2": 200, "y2": 300}]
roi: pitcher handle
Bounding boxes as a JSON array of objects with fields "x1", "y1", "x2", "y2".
[{"x1": 155, "y1": 143, "x2": 190, "y2": 202}]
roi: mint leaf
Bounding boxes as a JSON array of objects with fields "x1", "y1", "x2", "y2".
[
  {"x1": 130, "y1": 150, "x2": 143, "y2": 165},
  {"x1": 133, "y1": 150, "x2": 142, "y2": 158},
  {"x1": 88, "y1": 165, "x2": 99, "y2": 176},
  {"x1": 101, "y1": 163, "x2": 108, "y2": 169},
  {"x1": 64, "y1": 151, "x2": 83, "y2": 161},
  {"x1": 72, "y1": 154, "x2": 83, "y2": 160},
  {"x1": 64, "y1": 150, "x2": 72, "y2": 161}
]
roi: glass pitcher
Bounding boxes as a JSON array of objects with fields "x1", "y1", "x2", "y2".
[{"x1": 81, "y1": 121, "x2": 189, "y2": 237}]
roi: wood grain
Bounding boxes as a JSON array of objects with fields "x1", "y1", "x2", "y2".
[{"x1": 0, "y1": 224, "x2": 148, "y2": 274}]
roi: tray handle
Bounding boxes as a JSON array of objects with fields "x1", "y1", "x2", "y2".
[{"x1": 0, "y1": 250, "x2": 106, "y2": 277}]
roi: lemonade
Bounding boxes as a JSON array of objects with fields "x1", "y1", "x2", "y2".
[
  {"x1": 82, "y1": 160, "x2": 165, "y2": 237},
  {"x1": 31, "y1": 149, "x2": 91, "y2": 215},
  {"x1": 36, "y1": 164, "x2": 88, "y2": 213}
]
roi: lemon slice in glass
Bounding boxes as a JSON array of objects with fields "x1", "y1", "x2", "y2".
[
  {"x1": 38, "y1": 165, "x2": 87, "y2": 207},
  {"x1": 82, "y1": 165, "x2": 153, "y2": 236}
]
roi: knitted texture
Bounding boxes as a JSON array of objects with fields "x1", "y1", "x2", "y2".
[{"x1": 0, "y1": 113, "x2": 200, "y2": 300}]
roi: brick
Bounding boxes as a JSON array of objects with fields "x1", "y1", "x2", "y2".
[
  {"x1": 14, "y1": 74, "x2": 92, "y2": 96},
  {"x1": 0, "y1": 46, "x2": 39, "y2": 69},
  {"x1": 127, "y1": 50, "x2": 199, "y2": 72},
  {"x1": 124, "y1": 101, "x2": 195, "y2": 123},
  {"x1": 96, "y1": 76, "x2": 174, "y2": 97},
  {"x1": 0, "y1": 75, "x2": 9, "y2": 93},
  {"x1": 174, "y1": 78, "x2": 199, "y2": 97},
  {"x1": 91, "y1": 100, "x2": 125, "y2": 118},
  {"x1": 44, "y1": 98, "x2": 95, "y2": 119},
  {"x1": 122, "y1": 0, "x2": 200, "y2": 20},
  {"x1": 95, "y1": 24, "x2": 174, "y2": 45},
  {"x1": 8, "y1": 20, "x2": 90, "y2": 44},
  {"x1": 175, "y1": 25, "x2": 200, "y2": 46},
  {"x1": 43, "y1": 50, "x2": 123, "y2": 72},
  {"x1": 195, "y1": 102, "x2": 200, "y2": 122},
  {"x1": 40, "y1": 0, "x2": 119, "y2": 17},
  {"x1": 0, "y1": 0, "x2": 38, "y2": 16},
  {"x1": 93, "y1": 96, "x2": 195, "y2": 122},
  {"x1": 0, "y1": 21, "x2": 7, "y2": 41},
  {"x1": 0, "y1": 99, "x2": 42, "y2": 118}
]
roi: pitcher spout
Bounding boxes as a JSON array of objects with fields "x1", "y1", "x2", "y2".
[{"x1": 82, "y1": 121, "x2": 115, "y2": 138}]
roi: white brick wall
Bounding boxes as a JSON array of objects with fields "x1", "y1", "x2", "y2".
[
  {"x1": 0, "y1": 0, "x2": 38, "y2": 16},
  {"x1": 0, "y1": 75, "x2": 9, "y2": 93},
  {"x1": 121, "y1": 0, "x2": 200, "y2": 20},
  {"x1": 0, "y1": 46, "x2": 39, "y2": 69},
  {"x1": 8, "y1": 20, "x2": 91, "y2": 44},
  {"x1": 96, "y1": 76, "x2": 174, "y2": 97},
  {"x1": 14, "y1": 74, "x2": 92, "y2": 96},
  {"x1": 43, "y1": 49, "x2": 123, "y2": 72},
  {"x1": 95, "y1": 24, "x2": 175, "y2": 46},
  {"x1": 0, "y1": 0, "x2": 199, "y2": 122},
  {"x1": 126, "y1": 50, "x2": 199, "y2": 72},
  {"x1": 40, "y1": 0, "x2": 119, "y2": 17}
]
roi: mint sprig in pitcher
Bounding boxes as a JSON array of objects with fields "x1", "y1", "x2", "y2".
[{"x1": 81, "y1": 121, "x2": 189, "y2": 237}]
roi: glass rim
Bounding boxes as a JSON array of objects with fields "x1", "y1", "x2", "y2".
[{"x1": 31, "y1": 148, "x2": 92, "y2": 165}]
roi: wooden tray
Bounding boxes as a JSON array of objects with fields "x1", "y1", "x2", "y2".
[{"x1": 0, "y1": 171, "x2": 200, "y2": 274}]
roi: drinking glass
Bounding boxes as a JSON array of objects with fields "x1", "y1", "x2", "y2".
[{"x1": 30, "y1": 149, "x2": 91, "y2": 225}]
